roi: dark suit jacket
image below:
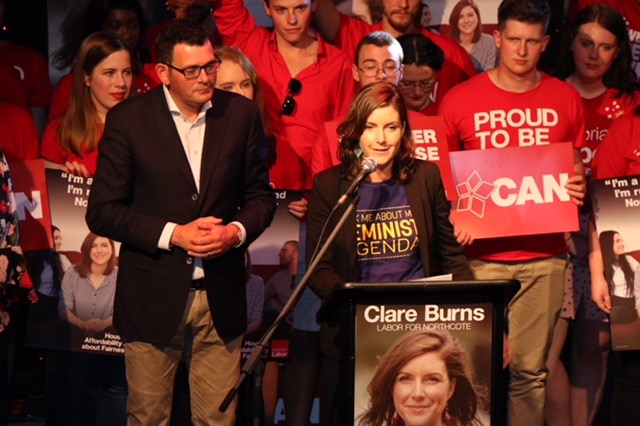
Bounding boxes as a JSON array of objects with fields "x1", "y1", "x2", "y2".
[
  {"x1": 307, "y1": 160, "x2": 474, "y2": 301},
  {"x1": 86, "y1": 87, "x2": 276, "y2": 343}
]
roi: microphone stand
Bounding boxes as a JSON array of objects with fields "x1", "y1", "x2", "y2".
[{"x1": 219, "y1": 195, "x2": 360, "y2": 413}]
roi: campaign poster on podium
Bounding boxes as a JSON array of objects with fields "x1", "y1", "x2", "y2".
[{"x1": 353, "y1": 302, "x2": 494, "y2": 425}]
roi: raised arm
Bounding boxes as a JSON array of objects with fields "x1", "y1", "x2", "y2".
[
  {"x1": 313, "y1": 0, "x2": 342, "y2": 44},
  {"x1": 212, "y1": 0, "x2": 262, "y2": 48}
]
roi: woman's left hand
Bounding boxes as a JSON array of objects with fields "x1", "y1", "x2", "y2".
[
  {"x1": 288, "y1": 197, "x2": 308, "y2": 220},
  {"x1": 63, "y1": 161, "x2": 91, "y2": 178},
  {"x1": 450, "y1": 214, "x2": 473, "y2": 246}
]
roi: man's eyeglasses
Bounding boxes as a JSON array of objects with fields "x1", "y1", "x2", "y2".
[
  {"x1": 281, "y1": 78, "x2": 302, "y2": 116},
  {"x1": 164, "y1": 60, "x2": 221, "y2": 80},
  {"x1": 398, "y1": 78, "x2": 437, "y2": 91},
  {"x1": 358, "y1": 63, "x2": 400, "y2": 78}
]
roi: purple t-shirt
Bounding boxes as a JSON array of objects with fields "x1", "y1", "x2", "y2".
[{"x1": 355, "y1": 180, "x2": 424, "y2": 282}]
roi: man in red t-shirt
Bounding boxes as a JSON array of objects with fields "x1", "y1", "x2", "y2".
[
  {"x1": 313, "y1": 0, "x2": 476, "y2": 112},
  {"x1": 439, "y1": 1, "x2": 587, "y2": 424}
]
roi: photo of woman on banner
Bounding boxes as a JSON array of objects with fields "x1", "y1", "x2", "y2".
[
  {"x1": 598, "y1": 230, "x2": 640, "y2": 324},
  {"x1": 306, "y1": 82, "x2": 473, "y2": 423},
  {"x1": 56, "y1": 231, "x2": 126, "y2": 424},
  {"x1": 27, "y1": 225, "x2": 72, "y2": 322},
  {"x1": 58, "y1": 232, "x2": 117, "y2": 336},
  {"x1": 358, "y1": 330, "x2": 485, "y2": 426}
]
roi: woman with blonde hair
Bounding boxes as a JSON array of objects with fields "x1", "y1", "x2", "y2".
[{"x1": 214, "y1": 46, "x2": 276, "y2": 167}]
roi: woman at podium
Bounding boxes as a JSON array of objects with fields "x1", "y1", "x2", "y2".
[{"x1": 306, "y1": 82, "x2": 474, "y2": 424}]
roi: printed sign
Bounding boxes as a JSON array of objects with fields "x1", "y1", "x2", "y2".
[
  {"x1": 26, "y1": 169, "x2": 123, "y2": 355},
  {"x1": 449, "y1": 143, "x2": 579, "y2": 239},
  {"x1": 249, "y1": 189, "x2": 302, "y2": 265},
  {"x1": 591, "y1": 175, "x2": 640, "y2": 350},
  {"x1": 353, "y1": 302, "x2": 494, "y2": 425},
  {"x1": 10, "y1": 160, "x2": 53, "y2": 251}
]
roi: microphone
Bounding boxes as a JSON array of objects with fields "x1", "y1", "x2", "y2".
[{"x1": 337, "y1": 157, "x2": 378, "y2": 205}]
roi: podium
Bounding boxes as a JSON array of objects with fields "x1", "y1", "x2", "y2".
[{"x1": 331, "y1": 279, "x2": 519, "y2": 425}]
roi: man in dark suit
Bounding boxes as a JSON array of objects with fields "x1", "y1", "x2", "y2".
[{"x1": 86, "y1": 20, "x2": 276, "y2": 425}]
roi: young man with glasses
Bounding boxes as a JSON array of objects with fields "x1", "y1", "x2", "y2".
[
  {"x1": 311, "y1": 31, "x2": 405, "y2": 177},
  {"x1": 86, "y1": 20, "x2": 276, "y2": 425},
  {"x1": 210, "y1": 0, "x2": 355, "y2": 192},
  {"x1": 438, "y1": 1, "x2": 587, "y2": 424},
  {"x1": 313, "y1": 0, "x2": 477, "y2": 113},
  {"x1": 397, "y1": 33, "x2": 444, "y2": 115}
]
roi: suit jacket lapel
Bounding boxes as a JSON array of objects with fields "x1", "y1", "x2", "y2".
[
  {"x1": 198, "y1": 98, "x2": 228, "y2": 207},
  {"x1": 406, "y1": 171, "x2": 432, "y2": 277},
  {"x1": 336, "y1": 177, "x2": 359, "y2": 281}
]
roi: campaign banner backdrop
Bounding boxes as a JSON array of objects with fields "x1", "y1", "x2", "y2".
[
  {"x1": 249, "y1": 189, "x2": 301, "y2": 265},
  {"x1": 46, "y1": 169, "x2": 93, "y2": 248},
  {"x1": 10, "y1": 160, "x2": 53, "y2": 251},
  {"x1": 26, "y1": 169, "x2": 124, "y2": 355},
  {"x1": 353, "y1": 302, "x2": 493, "y2": 424},
  {"x1": 590, "y1": 175, "x2": 640, "y2": 350},
  {"x1": 449, "y1": 143, "x2": 578, "y2": 239},
  {"x1": 323, "y1": 114, "x2": 455, "y2": 199}
]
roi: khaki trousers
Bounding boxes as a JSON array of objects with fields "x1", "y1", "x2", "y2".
[
  {"x1": 124, "y1": 290, "x2": 241, "y2": 426},
  {"x1": 471, "y1": 256, "x2": 566, "y2": 426}
]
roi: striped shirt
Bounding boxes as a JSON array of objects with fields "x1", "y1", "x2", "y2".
[{"x1": 59, "y1": 266, "x2": 118, "y2": 320}]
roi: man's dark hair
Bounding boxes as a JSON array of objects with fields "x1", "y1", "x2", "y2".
[
  {"x1": 497, "y1": 0, "x2": 551, "y2": 32},
  {"x1": 156, "y1": 19, "x2": 208, "y2": 64},
  {"x1": 354, "y1": 31, "x2": 404, "y2": 65},
  {"x1": 397, "y1": 33, "x2": 444, "y2": 71}
]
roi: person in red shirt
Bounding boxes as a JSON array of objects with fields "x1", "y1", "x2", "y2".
[
  {"x1": 42, "y1": 32, "x2": 133, "y2": 177},
  {"x1": 397, "y1": 33, "x2": 444, "y2": 116},
  {"x1": 48, "y1": 0, "x2": 157, "y2": 123},
  {"x1": 0, "y1": 61, "x2": 27, "y2": 109},
  {"x1": 313, "y1": 0, "x2": 477, "y2": 112},
  {"x1": 210, "y1": 0, "x2": 355, "y2": 193},
  {"x1": 0, "y1": 102, "x2": 39, "y2": 163},
  {"x1": 545, "y1": 5, "x2": 640, "y2": 425},
  {"x1": 571, "y1": 0, "x2": 640, "y2": 78},
  {"x1": 311, "y1": 31, "x2": 406, "y2": 178},
  {"x1": 438, "y1": 1, "x2": 587, "y2": 424},
  {"x1": 0, "y1": 0, "x2": 51, "y2": 135}
]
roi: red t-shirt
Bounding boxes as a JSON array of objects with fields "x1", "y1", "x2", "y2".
[
  {"x1": 439, "y1": 72, "x2": 586, "y2": 262},
  {"x1": 0, "y1": 40, "x2": 51, "y2": 107},
  {"x1": 572, "y1": 0, "x2": 640, "y2": 77},
  {"x1": 214, "y1": 0, "x2": 356, "y2": 190},
  {"x1": 592, "y1": 110, "x2": 640, "y2": 179},
  {"x1": 580, "y1": 88, "x2": 639, "y2": 175},
  {"x1": 0, "y1": 102, "x2": 40, "y2": 162},
  {"x1": 41, "y1": 119, "x2": 100, "y2": 176},
  {"x1": 0, "y1": 61, "x2": 28, "y2": 109},
  {"x1": 335, "y1": 14, "x2": 477, "y2": 113}
]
